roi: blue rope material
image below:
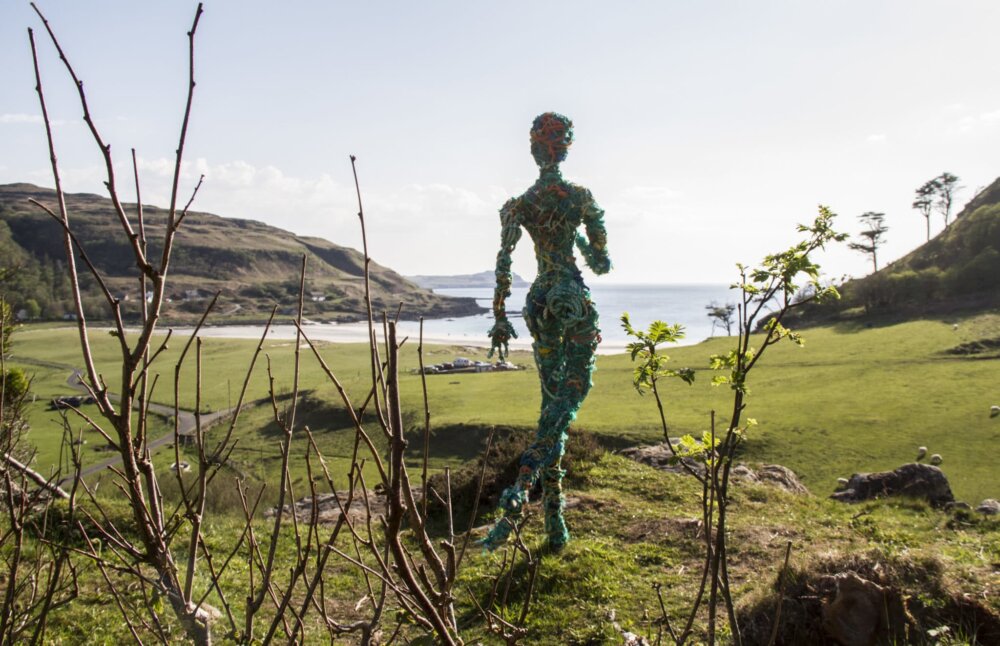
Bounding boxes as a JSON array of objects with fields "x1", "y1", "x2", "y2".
[{"x1": 485, "y1": 113, "x2": 610, "y2": 550}]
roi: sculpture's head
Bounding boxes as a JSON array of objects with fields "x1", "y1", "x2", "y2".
[{"x1": 530, "y1": 112, "x2": 573, "y2": 168}]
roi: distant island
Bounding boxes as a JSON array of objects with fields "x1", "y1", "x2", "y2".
[{"x1": 408, "y1": 270, "x2": 530, "y2": 290}]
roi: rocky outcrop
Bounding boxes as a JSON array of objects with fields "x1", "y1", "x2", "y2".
[
  {"x1": 618, "y1": 443, "x2": 704, "y2": 476},
  {"x1": 619, "y1": 443, "x2": 810, "y2": 494},
  {"x1": 731, "y1": 464, "x2": 810, "y2": 494},
  {"x1": 831, "y1": 463, "x2": 954, "y2": 506},
  {"x1": 976, "y1": 498, "x2": 1000, "y2": 515},
  {"x1": 265, "y1": 489, "x2": 398, "y2": 524}
]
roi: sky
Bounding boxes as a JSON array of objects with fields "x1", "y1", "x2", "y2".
[{"x1": 2, "y1": 1, "x2": 999, "y2": 286}]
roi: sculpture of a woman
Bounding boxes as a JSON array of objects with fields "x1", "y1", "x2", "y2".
[{"x1": 485, "y1": 112, "x2": 611, "y2": 550}]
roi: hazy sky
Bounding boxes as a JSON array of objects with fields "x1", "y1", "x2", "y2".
[{"x1": 2, "y1": 1, "x2": 999, "y2": 286}]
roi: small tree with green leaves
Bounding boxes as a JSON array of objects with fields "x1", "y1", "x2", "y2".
[
  {"x1": 848, "y1": 211, "x2": 888, "y2": 273},
  {"x1": 625, "y1": 206, "x2": 846, "y2": 645}
]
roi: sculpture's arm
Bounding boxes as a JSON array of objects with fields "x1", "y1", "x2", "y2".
[
  {"x1": 488, "y1": 199, "x2": 521, "y2": 360},
  {"x1": 576, "y1": 191, "x2": 611, "y2": 275}
]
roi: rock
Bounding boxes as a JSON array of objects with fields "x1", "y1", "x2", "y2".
[
  {"x1": 618, "y1": 443, "x2": 704, "y2": 476},
  {"x1": 731, "y1": 463, "x2": 810, "y2": 494},
  {"x1": 822, "y1": 572, "x2": 885, "y2": 646},
  {"x1": 976, "y1": 498, "x2": 1000, "y2": 515},
  {"x1": 830, "y1": 463, "x2": 954, "y2": 507},
  {"x1": 731, "y1": 464, "x2": 759, "y2": 483},
  {"x1": 619, "y1": 446, "x2": 811, "y2": 496},
  {"x1": 266, "y1": 489, "x2": 407, "y2": 524},
  {"x1": 757, "y1": 464, "x2": 810, "y2": 494}
]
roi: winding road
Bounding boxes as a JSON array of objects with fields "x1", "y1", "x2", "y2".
[{"x1": 13, "y1": 358, "x2": 235, "y2": 484}]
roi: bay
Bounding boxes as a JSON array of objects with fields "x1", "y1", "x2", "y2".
[
  {"x1": 190, "y1": 283, "x2": 736, "y2": 355},
  {"x1": 433, "y1": 283, "x2": 735, "y2": 353}
]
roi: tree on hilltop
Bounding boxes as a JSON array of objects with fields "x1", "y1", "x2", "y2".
[
  {"x1": 912, "y1": 179, "x2": 937, "y2": 242},
  {"x1": 849, "y1": 211, "x2": 889, "y2": 273},
  {"x1": 935, "y1": 172, "x2": 962, "y2": 228}
]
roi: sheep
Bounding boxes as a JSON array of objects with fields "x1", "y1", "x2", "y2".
[
  {"x1": 929, "y1": 454, "x2": 943, "y2": 466},
  {"x1": 916, "y1": 446, "x2": 927, "y2": 461}
]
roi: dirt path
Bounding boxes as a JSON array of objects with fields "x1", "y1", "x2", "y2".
[{"x1": 56, "y1": 367, "x2": 234, "y2": 483}]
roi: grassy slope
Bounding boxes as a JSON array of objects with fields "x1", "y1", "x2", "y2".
[
  {"x1": 32, "y1": 452, "x2": 1000, "y2": 644},
  {"x1": 12, "y1": 309, "x2": 1000, "y2": 503},
  {"x1": 7, "y1": 314, "x2": 1000, "y2": 643}
]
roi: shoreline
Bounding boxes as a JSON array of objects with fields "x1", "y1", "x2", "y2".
[
  {"x1": 26, "y1": 315, "x2": 713, "y2": 356},
  {"x1": 163, "y1": 322, "x2": 639, "y2": 355}
]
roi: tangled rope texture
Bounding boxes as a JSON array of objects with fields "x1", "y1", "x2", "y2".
[{"x1": 484, "y1": 112, "x2": 611, "y2": 550}]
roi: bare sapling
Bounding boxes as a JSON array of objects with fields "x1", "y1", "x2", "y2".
[
  {"x1": 0, "y1": 304, "x2": 79, "y2": 644},
  {"x1": 27, "y1": 4, "x2": 233, "y2": 642},
  {"x1": 24, "y1": 2, "x2": 538, "y2": 640}
]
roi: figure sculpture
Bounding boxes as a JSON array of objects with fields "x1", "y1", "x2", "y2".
[{"x1": 484, "y1": 112, "x2": 611, "y2": 550}]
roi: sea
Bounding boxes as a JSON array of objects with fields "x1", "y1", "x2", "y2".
[{"x1": 193, "y1": 284, "x2": 736, "y2": 355}]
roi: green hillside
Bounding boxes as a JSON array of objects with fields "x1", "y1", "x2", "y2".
[
  {"x1": 795, "y1": 176, "x2": 1000, "y2": 325},
  {"x1": 0, "y1": 183, "x2": 483, "y2": 323},
  {"x1": 6, "y1": 317, "x2": 999, "y2": 643}
]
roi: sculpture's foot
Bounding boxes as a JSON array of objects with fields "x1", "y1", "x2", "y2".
[
  {"x1": 479, "y1": 517, "x2": 516, "y2": 552},
  {"x1": 479, "y1": 484, "x2": 529, "y2": 551},
  {"x1": 547, "y1": 532, "x2": 569, "y2": 552},
  {"x1": 544, "y1": 509, "x2": 569, "y2": 551}
]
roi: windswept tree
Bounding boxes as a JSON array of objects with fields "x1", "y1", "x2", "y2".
[
  {"x1": 912, "y1": 179, "x2": 937, "y2": 241},
  {"x1": 935, "y1": 172, "x2": 962, "y2": 227},
  {"x1": 849, "y1": 211, "x2": 889, "y2": 273},
  {"x1": 705, "y1": 301, "x2": 735, "y2": 336}
]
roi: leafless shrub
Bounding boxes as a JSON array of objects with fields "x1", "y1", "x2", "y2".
[
  {"x1": 0, "y1": 302, "x2": 79, "y2": 644},
  {"x1": 24, "y1": 4, "x2": 536, "y2": 643}
]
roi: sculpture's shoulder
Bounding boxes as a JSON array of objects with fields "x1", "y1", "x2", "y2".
[
  {"x1": 564, "y1": 181, "x2": 596, "y2": 205},
  {"x1": 499, "y1": 195, "x2": 525, "y2": 227}
]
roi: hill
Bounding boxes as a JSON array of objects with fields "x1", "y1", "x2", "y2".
[
  {"x1": 407, "y1": 269, "x2": 531, "y2": 289},
  {"x1": 0, "y1": 183, "x2": 484, "y2": 324},
  {"x1": 793, "y1": 176, "x2": 1000, "y2": 325}
]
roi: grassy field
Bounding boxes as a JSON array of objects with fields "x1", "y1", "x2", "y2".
[
  {"x1": 4, "y1": 313, "x2": 999, "y2": 643},
  {"x1": 26, "y1": 450, "x2": 1000, "y2": 644},
  {"x1": 10, "y1": 309, "x2": 999, "y2": 503}
]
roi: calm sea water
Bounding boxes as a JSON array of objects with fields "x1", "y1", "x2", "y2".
[
  {"x1": 191, "y1": 284, "x2": 735, "y2": 354},
  {"x1": 432, "y1": 284, "x2": 734, "y2": 353}
]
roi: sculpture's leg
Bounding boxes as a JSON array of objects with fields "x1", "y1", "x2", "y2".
[
  {"x1": 481, "y1": 281, "x2": 600, "y2": 551},
  {"x1": 541, "y1": 457, "x2": 568, "y2": 548},
  {"x1": 525, "y1": 282, "x2": 561, "y2": 410},
  {"x1": 539, "y1": 293, "x2": 600, "y2": 549},
  {"x1": 480, "y1": 294, "x2": 563, "y2": 550}
]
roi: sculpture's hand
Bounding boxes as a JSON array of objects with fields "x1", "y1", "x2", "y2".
[{"x1": 487, "y1": 318, "x2": 518, "y2": 360}]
